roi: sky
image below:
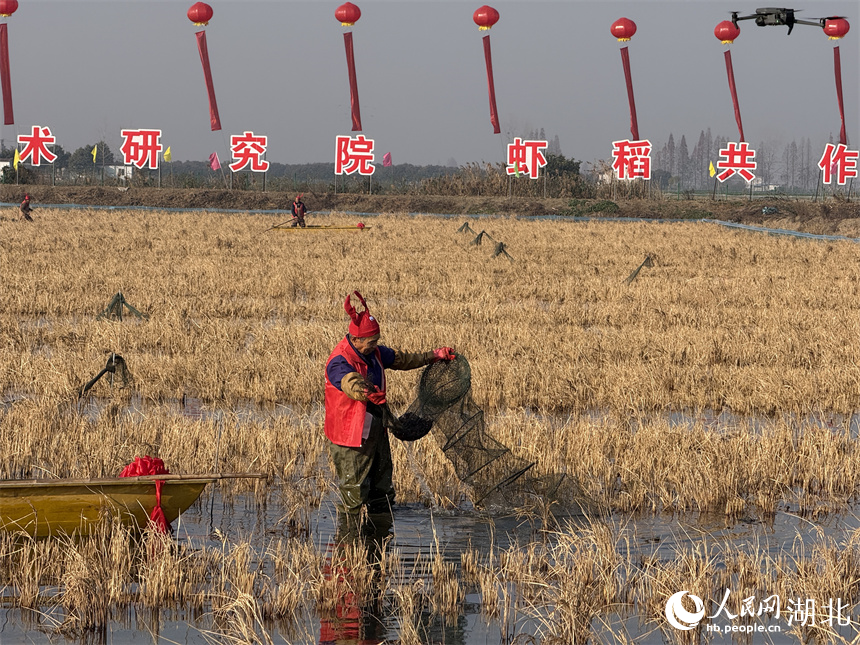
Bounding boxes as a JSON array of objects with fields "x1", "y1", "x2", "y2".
[{"x1": 1, "y1": 0, "x2": 857, "y2": 168}]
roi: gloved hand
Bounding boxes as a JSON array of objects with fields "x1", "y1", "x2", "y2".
[
  {"x1": 366, "y1": 386, "x2": 387, "y2": 405},
  {"x1": 432, "y1": 347, "x2": 456, "y2": 362}
]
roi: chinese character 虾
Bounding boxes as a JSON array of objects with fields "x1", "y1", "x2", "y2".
[
  {"x1": 818, "y1": 143, "x2": 859, "y2": 186},
  {"x1": 611, "y1": 139, "x2": 652, "y2": 180},
  {"x1": 716, "y1": 142, "x2": 756, "y2": 183},
  {"x1": 507, "y1": 138, "x2": 548, "y2": 179},
  {"x1": 229, "y1": 131, "x2": 269, "y2": 173},
  {"x1": 335, "y1": 135, "x2": 375, "y2": 176},
  {"x1": 18, "y1": 126, "x2": 58, "y2": 166},
  {"x1": 120, "y1": 129, "x2": 163, "y2": 170}
]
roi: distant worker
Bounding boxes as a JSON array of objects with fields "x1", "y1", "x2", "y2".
[
  {"x1": 290, "y1": 194, "x2": 307, "y2": 228},
  {"x1": 324, "y1": 291, "x2": 455, "y2": 524},
  {"x1": 19, "y1": 194, "x2": 33, "y2": 222}
]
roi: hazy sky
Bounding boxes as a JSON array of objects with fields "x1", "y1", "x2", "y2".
[{"x1": 2, "y1": 0, "x2": 857, "y2": 167}]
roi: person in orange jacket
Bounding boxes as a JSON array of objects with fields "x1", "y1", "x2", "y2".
[
  {"x1": 19, "y1": 194, "x2": 33, "y2": 222},
  {"x1": 323, "y1": 291, "x2": 454, "y2": 521}
]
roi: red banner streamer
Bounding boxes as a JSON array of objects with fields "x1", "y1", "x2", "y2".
[
  {"x1": 343, "y1": 31, "x2": 362, "y2": 132},
  {"x1": 195, "y1": 30, "x2": 221, "y2": 131},
  {"x1": 0, "y1": 24, "x2": 13, "y2": 126},
  {"x1": 724, "y1": 49, "x2": 745, "y2": 142},
  {"x1": 833, "y1": 46, "x2": 847, "y2": 145},
  {"x1": 482, "y1": 34, "x2": 500, "y2": 134},
  {"x1": 619, "y1": 46, "x2": 639, "y2": 141}
]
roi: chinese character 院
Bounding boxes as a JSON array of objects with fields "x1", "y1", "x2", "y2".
[
  {"x1": 229, "y1": 131, "x2": 269, "y2": 173},
  {"x1": 18, "y1": 126, "x2": 58, "y2": 166},
  {"x1": 818, "y1": 143, "x2": 859, "y2": 186},
  {"x1": 335, "y1": 135, "x2": 375, "y2": 176},
  {"x1": 507, "y1": 138, "x2": 548, "y2": 179},
  {"x1": 120, "y1": 129, "x2": 163, "y2": 170},
  {"x1": 611, "y1": 139, "x2": 652, "y2": 180},
  {"x1": 716, "y1": 142, "x2": 756, "y2": 183}
]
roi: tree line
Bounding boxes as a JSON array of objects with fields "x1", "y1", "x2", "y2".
[{"x1": 650, "y1": 130, "x2": 839, "y2": 193}]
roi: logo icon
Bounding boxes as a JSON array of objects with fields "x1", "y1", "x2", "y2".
[{"x1": 666, "y1": 591, "x2": 705, "y2": 630}]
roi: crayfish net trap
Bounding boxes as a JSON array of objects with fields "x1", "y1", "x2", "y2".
[{"x1": 385, "y1": 353, "x2": 567, "y2": 509}]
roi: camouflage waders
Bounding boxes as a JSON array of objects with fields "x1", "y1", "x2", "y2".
[{"x1": 327, "y1": 411, "x2": 395, "y2": 517}]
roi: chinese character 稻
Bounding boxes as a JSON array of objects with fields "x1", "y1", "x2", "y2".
[{"x1": 611, "y1": 139, "x2": 652, "y2": 180}]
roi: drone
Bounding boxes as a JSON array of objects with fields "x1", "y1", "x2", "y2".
[{"x1": 730, "y1": 7, "x2": 846, "y2": 34}]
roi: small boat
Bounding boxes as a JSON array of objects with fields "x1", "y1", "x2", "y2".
[
  {"x1": 272, "y1": 224, "x2": 369, "y2": 231},
  {"x1": 0, "y1": 473, "x2": 265, "y2": 538}
]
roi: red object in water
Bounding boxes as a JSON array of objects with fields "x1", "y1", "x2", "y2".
[
  {"x1": 473, "y1": 5, "x2": 499, "y2": 30},
  {"x1": 0, "y1": 0, "x2": 18, "y2": 18},
  {"x1": 119, "y1": 456, "x2": 171, "y2": 533},
  {"x1": 611, "y1": 17, "x2": 636, "y2": 41},
  {"x1": 187, "y1": 2, "x2": 213, "y2": 26},
  {"x1": 335, "y1": 2, "x2": 361, "y2": 26},
  {"x1": 714, "y1": 20, "x2": 741, "y2": 44},
  {"x1": 824, "y1": 18, "x2": 850, "y2": 39}
]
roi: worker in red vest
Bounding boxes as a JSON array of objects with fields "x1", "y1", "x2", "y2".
[{"x1": 324, "y1": 291, "x2": 454, "y2": 528}]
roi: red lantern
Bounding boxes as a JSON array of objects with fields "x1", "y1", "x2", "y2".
[
  {"x1": 0, "y1": 0, "x2": 18, "y2": 18},
  {"x1": 473, "y1": 5, "x2": 499, "y2": 31},
  {"x1": 611, "y1": 17, "x2": 636, "y2": 41},
  {"x1": 187, "y1": 2, "x2": 213, "y2": 26},
  {"x1": 714, "y1": 20, "x2": 741, "y2": 44},
  {"x1": 824, "y1": 18, "x2": 850, "y2": 40},
  {"x1": 335, "y1": 2, "x2": 361, "y2": 27}
]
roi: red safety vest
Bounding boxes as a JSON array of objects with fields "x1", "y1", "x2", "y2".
[{"x1": 324, "y1": 336, "x2": 387, "y2": 447}]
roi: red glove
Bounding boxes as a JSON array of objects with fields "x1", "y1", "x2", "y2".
[
  {"x1": 432, "y1": 347, "x2": 456, "y2": 362},
  {"x1": 366, "y1": 388, "x2": 387, "y2": 405}
]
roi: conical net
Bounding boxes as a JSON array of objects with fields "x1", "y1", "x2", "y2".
[{"x1": 386, "y1": 354, "x2": 566, "y2": 509}]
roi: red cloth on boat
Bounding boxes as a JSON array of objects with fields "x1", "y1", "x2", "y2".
[{"x1": 119, "y1": 456, "x2": 171, "y2": 533}]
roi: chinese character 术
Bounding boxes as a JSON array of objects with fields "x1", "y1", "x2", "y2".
[{"x1": 17, "y1": 126, "x2": 58, "y2": 166}]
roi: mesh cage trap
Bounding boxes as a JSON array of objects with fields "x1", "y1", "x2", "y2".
[{"x1": 384, "y1": 354, "x2": 566, "y2": 509}]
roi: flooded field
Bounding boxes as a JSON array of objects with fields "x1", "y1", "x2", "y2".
[
  {"x1": 4, "y1": 396, "x2": 860, "y2": 644},
  {"x1": 5, "y1": 210, "x2": 860, "y2": 643}
]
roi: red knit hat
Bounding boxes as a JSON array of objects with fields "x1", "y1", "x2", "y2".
[{"x1": 344, "y1": 291, "x2": 380, "y2": 338}]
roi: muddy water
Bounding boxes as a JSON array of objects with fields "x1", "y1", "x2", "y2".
[
  {"x1": 3, "y1": 485, "x2": 859, "y2": 644},
  {"x1": 4, "y1": 398, "x2": 860, "y2": 643}
]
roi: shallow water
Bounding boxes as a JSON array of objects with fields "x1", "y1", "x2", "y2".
[
  {"x1": 3, "y1": 482, "x2": 860, "y2": 644},
  {"x1": 5, "y1": 395, "x2": 860, "y2": 643}
]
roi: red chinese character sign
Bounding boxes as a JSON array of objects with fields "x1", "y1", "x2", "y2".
[
  {"x1": 188, "y1": 2, "x2": 221, "y2": 131},
  {"x1": 120, "y1": 129, "x2": 163, "y2": 170},
  {"x1": 17, "y1": 125, "x2": 57, "y2": 165},
  {"x1": 473, "y1": 6, "x2": 500, "y2": 134},
  {"x1": 229, "y1": 132, "x2": 269, "y2": 172},
  {"x1": 336, "y1": 3, "x2": 362, "y2": 132},
  {"x1": 818, "y1": 143, "x2": 858, "y2": 185},
  {"x1": 335, "y1": 135, "x2": 375, "y2": 175},
  {"x1": 714, "y1": 20, "x2": 745, "y2": 143},
  {"x1": 611, "y1": 139, "x2": 652, "y2": 180},
  {"x1": 506, "y1": 139, "x2": 547, "y2": 179},
  {"x1": 0, "y1": 0, "x2": 18, "y2": 125},
  {"x1": 716, "y1": 141, "x2": 756, "y2": 183},
  {"x1": 611, "y1": 18, "x2": 640, "y2": 141}
]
